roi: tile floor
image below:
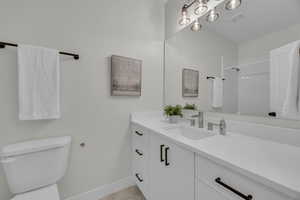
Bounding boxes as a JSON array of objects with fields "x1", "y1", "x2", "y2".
[{"x1": 100, "y1": 186, "x2": 145, "y2": 200}]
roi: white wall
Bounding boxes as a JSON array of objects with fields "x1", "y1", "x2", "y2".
[
  {"x1": 0, "y1": 0, "x2": 164, "y2": 199},
  {"x1": 237, "y1": 60, "x2": 270, "y2": 116},
  {"x1": 223, "y1": 69, "x2": 239, "y2": 113},
  {"x1": 238, "y1": 23, "x2": 300, "y2": 64},
  {"x1": 165, "y1": 0, "x2": 183, "y2": 39},
  {"x1": 165, "y1": 28, "x2": 238, "y2": 111}
]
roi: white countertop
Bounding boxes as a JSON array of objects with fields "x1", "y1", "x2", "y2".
[{"x1": 131, "y1": 112, "x2": 300, "y2": 199}]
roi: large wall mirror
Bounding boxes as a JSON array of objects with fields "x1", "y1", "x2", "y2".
[{"x1": 165, "y1": 0, "x2": 300, "y2": 120}]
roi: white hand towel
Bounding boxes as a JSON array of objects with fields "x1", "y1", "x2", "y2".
[
  {"x1": 212, "y1": 77, "x2": 223, "y2": 108},
  {"x1": 282, "y1": 41, "x2": 300, "y2": 120},
  {"x1": 18, "y1": 44, "x2": 60, "y2": 120}
]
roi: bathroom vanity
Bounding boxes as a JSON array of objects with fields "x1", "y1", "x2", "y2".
[{"x1": 131, "y1": 112, "x2": 300, "y2": 200}]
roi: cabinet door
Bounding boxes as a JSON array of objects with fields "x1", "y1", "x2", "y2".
[{"x1": 150, "y1": 134, "x2": 195, "y2": 200}]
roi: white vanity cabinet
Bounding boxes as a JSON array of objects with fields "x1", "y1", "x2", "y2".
[
  {"x1": 149, "y1": 133, "x2": 194, "y2": 200},
  {"x1": 131, "y1": 122, "x2": 297, "y2": 200},
  {"x1": 195, "y1": 155, "x2": 295, "y2": 200},
  {"x1": 131, "y1": 123, "x2": 194, "y2": 200}
]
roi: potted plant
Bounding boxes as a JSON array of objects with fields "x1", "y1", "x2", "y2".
[
  {"x1": 164, "y1": 105, "x2": 183, "y2": 123},
  {"x1": 182, "y1": 103, "x2": 198, "y2": 118}
]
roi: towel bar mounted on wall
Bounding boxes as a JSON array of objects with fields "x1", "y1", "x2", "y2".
[
  {"x1": 0, "y1": 41, "x2": 79, "y2": 60},
  {"x1": 207, "y1": 76, "x2": 226, "y2": 80}
]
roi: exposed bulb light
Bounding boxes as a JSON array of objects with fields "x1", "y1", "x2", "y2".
[
  {"x1": 191, "y1": 19, "x2": 202, "y2": 32},
  {"x1": 194, "y1": 0, "x2": 208, "y2": 15},
  {"x1": 179, "y1": 5, "x2": 191, "y2": 25},
  {"x1": 225, "y1": 0, "x2": 242, "y2": 10},
  {"x1": 206, "y1": 8, "x2": 220, "y2": 22}
]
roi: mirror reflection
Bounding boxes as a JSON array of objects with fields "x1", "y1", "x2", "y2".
[{"x1": 165, "y1": 0, "x2": 300, "y2": 120}]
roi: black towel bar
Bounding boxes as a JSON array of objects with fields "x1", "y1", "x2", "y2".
[
  {"x1": 207, "y1": 76, "x2": 226, "y2": 80},
  {"x1": 0, "y1": 41, "x2": 79, "y2": 60}
]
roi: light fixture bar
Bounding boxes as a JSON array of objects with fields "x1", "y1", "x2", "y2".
[{"x1": 183, "y1": 0, "x2": 198, "y2": 10}]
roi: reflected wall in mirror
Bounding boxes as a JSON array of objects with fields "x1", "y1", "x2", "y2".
[{"x1": 165, "y1": 0, "x2": 300, "y2": 120}]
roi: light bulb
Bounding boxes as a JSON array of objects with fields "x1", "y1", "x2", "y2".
[
  {"x1": 194, "y1": 0, "x2": 208, "y2": 15},
  {"x1": 191, "y1": 19, "x2": 202, "y2": 32},
  {"x1": 179, "y1": 5, "x2": 191, "y2": 25},
  {"x1": 225, "y1": 0, "x2": 242, "y2": 10},
  {"x1": 206, "y1": 8, "x2": 220, "y2": 22}
]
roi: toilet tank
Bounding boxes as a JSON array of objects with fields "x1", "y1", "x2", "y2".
[{"x1": 0, "y1": 136, "x2": 71, "y2": 194}]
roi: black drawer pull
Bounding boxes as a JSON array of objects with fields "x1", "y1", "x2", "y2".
[
  {"x1": 135, "y1": 149, "x2": 143, "y2": 156},
  {"x1": 268, "y1": 112, "x2": 276, "y2": 117},
  {"x1": 135, "y1": 173, "x2": 143, "y2": 182},
  {"x1": 135, "y1": 131, "x2": 143, "y2": 136},
  {"x1": 215, "y1": 177, "x2": 253, "y2": 200},
  {"x1": 160, "y1": 145, "x2": 165, "y2": 162},
  {"x1": 165, "y1": 147, "x2": 170, "y2": 166}
]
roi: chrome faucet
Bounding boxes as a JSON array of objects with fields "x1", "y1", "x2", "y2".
[
  {"x1": 219, "y1": 119, "x2": 226, "y2": 135},
  {"x1": 190, "y1": 111, "x2": 204, "y2": 128},
  {"x1": 207, "y1": 119, "x2": 226, "y2": 135}
]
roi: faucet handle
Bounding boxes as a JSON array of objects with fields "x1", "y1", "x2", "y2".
[
  {"x1": 219, "y1": 119, "x2": 226, "y2": 135},
  {"x1": 220, "y1": 119, "x2": 226, "y2": 125}
]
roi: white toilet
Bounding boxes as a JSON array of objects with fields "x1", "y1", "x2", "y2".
[{"x1": 0, "y1": 136, "x2": 71, "y2": 200}]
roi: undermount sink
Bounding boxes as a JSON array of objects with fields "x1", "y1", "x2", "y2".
[{"x1": 164, "y1": 125, "x2": 216, "y2": 140}]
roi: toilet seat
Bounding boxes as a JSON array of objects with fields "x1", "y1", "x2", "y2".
[{"x1": 12, "y1": 184, "x2": 59, "y2": 200}]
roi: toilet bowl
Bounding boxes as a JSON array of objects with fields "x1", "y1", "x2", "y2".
[{"x1": 0, "y1": 136, "x2": 71, "y2": 200}]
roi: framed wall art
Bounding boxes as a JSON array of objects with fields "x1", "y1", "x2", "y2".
[
  {"x1": 111, "y1": 55, "x2": 142, "y2": 96},
  {"x1": 182, "y1": 68, "x2": 199, "y2": 97}
]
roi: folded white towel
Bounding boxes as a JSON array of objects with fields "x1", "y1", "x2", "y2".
[
  {"x1": 212, "y1": 77, "x2": 223, "y2": 108},
  {"x1": 282, "y1": 41, "x2": 300, "y2": 120},
  {"x1": 18, "y1": 44, "x2": 60, "y2": 120}
]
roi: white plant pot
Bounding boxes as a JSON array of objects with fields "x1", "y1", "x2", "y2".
[
  {"x1": 182, "y1": 109, "x2": 198, "y2": 118},
  {"x1": 168, "y1": 115, "x2": 181, "y2": 124}
]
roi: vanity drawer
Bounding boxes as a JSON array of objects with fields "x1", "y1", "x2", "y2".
[
  {"x1": 132, "y1": 124, "x2": 149, "y2": 147},
  {"x1": 196, "y1": 155, "x2": 293, "y2": 200},
  {"x1": 134, "y1": 170, "x2": 148, "y2": 197},
  {"x1": 132, "y1": 152, "x2": 149, "y2": 198},
  {"x1": 132, "y1": 139, "x2": 148, "y2": 172}
]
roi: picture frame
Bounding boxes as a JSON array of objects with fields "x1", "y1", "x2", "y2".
[
  {"x1": 182, "y1": 68, "x2": 199, "y2": 97},
  {"x1": 111, "y1": 55, "x2": 142, "y2": 96}
]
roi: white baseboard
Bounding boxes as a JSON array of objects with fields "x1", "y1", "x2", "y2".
[{"x1": 65, "y1": 176, "x2": 135, "y2": 200}]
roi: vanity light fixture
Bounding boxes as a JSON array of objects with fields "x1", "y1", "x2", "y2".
[
  {"x1": 191, "y1": 18, "x2": 202, "y2": 32},
  {"x1": 178, "y1": 0, "x2": 242, "y2": 30},
  {"x1": 179, "y1": 4, "x2": 191, "y2": 25},
  {"x1": 194, "y1": 0, "x2": 209, "y2": 15},
  {"x1": 206, "y1": 7, "x2": 220, "y2": 22},
  {"x1": 225, "y1": 0, "x2": 242, "y2": 10}
]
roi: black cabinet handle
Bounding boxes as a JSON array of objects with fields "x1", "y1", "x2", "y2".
[
  {"x1": 135, "y1": 173, "x2": 143, "y2": 182},
  {"x1": 268, "y1": 112, "x2": 276, "y2": 117},
  {"x1": 135, "y1": 149, "x2": 143, "y2": 156},
  {"x1": 160, "y1": 145, "x2": 165, "y2": 162},
  {"x1": 135, "y1": 131, "x2": 143, "y2": 136},
  {"x1": 215, "y1": 177, "x2": 253, "y2": 200},
  {"x1": 165, "y1": 147, "x2": 170, "y2": 166}
]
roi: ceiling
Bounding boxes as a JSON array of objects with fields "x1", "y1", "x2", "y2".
[{"x1": 199, "y1": 0, "x2": 300, "y2": 44}]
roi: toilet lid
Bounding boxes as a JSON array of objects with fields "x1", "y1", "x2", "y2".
[{"x1": 12, "y1": 185, "x2": 59, "y2": 200}]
